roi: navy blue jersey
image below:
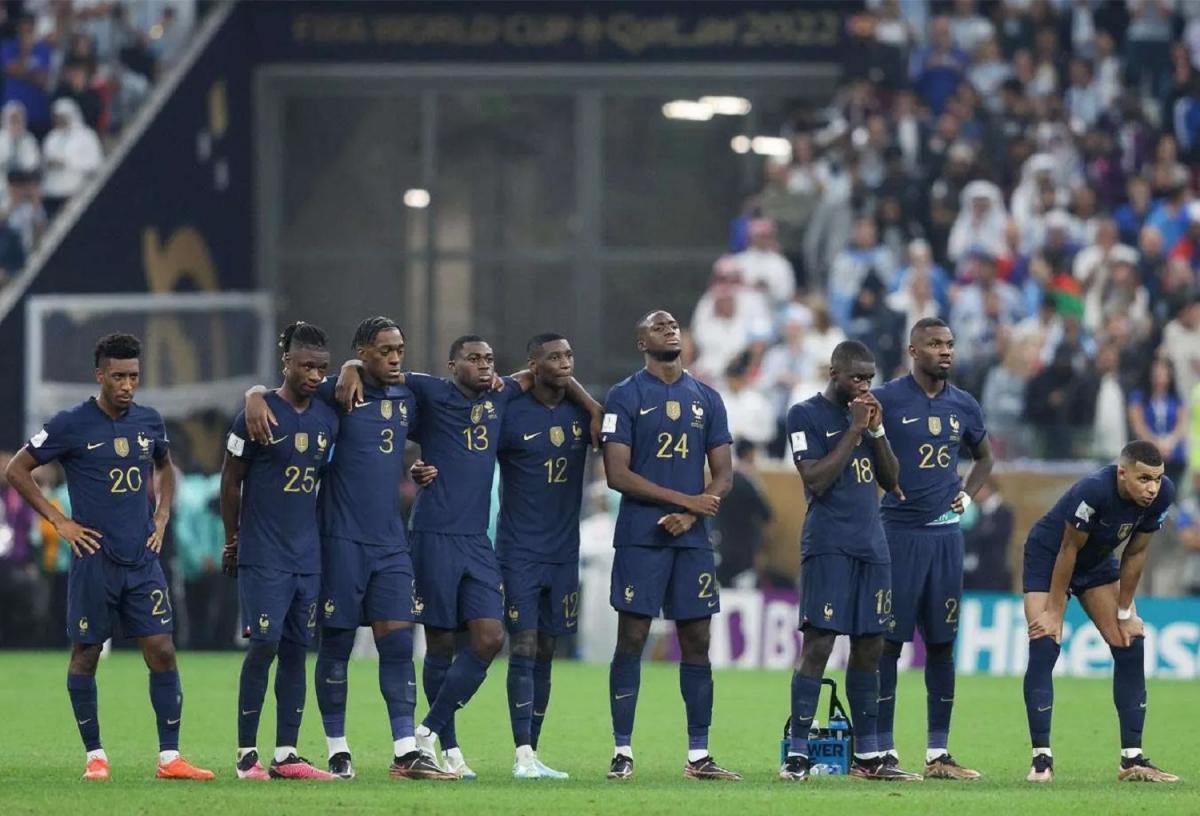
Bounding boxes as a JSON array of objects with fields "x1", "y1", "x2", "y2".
[
  {"x1": 787, "y1": 393, "x2": 888, "y2": 563},
  {"x1": 1028, "y1": 465, "x2": 1175, "y2": 574},
  {"x1": 874, "y1": 375, "x2": 987, "y2": 527},
  {"x1": 26, "y1": 398, "x2": 168, "y2": 567},
  {"x1": 601, "y1": 369, "x2": 731, "y2": 550},
  {"x1": 314, "y1": 376, "x2": 417, "y2": 549},
  {"x1": 227, "y1": 392, "x2": 339, "y2": 574},
  {"x1": 406, "y1": 373, "x2": 521, "y2": 535},
  {"x1": 495, "y1": 393, "x2": 590, "y2": 564}
]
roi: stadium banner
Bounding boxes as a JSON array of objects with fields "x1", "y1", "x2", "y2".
[{"x1": 698, "y1": 590, "x2": 1200, "y2": 679}]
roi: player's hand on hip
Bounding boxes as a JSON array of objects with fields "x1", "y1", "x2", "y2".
[
  {"x1": 335, "y1": 362, "x2": 364, "y2": 411},
  {"x1": 222, "y1": 538, "x2": 238, "y2": 577},
  {"x1": 1028, "y1": 609, "x2": 1063, "y2": 643},
  {"x1": 245, "y1": 391, "x2": 278, "y2": 444},
  {"x1": 657, "y1": 513, "x2": 696, "y2": 537},
  {"x1": 951, "y1": 491, "x2": 970, "y2": 514},
  {"x1": 146, "y1": 519, "x2": 167, "y2": 553},
  {"x1": 57, "y1": 518, "x2": 102, "y2": 557},
  {"x1": 410, "y1": 459, "x2": 438, "y2": 486},
  {"x1": 685, "y1": 493, "x2": 721, "y2": 517},
  {"x1": 1118, "y1": 615, "x2": 1145, "y2": 646}
]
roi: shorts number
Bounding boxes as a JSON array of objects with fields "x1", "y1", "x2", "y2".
[
  {"x1": 543, "y1": 457, "x2": 568, "y2": 484},
  {"x1": 379, "y1": 428, "x2": 394, "y2": 454},
  {"x1": 875, "y1": 589, "x2": 892, "y2": 615},
  {"x1": 283, "y1": 465, "x2": 317, "y2": 493},
  {"x1": 562, "y1": 591, "x2": 579, "y2": 623},
  {"x1": 108, "y1": 466, "x2": 144, "y2": 493},
  {"x1": 945, "y1": 598, "x2": 959, "y2": 624},
  {"x1": 463, "y1": 425, "x2": 489, "y2": 451},
  {"x1": 656, "y1": 432, "x2": 689, "y2": 459},
  {"x1": 150, "y1": 589, "x2": 170, "y2": 616},
  {"x1": 918, "y1": 444, "x2": 951, "y2": 469},
  {"x1": 697, "y1": 572, "x2": 715, "y2": 599},
  {"x1": 850, "y1": 457, "x2": 874, "y2": 484}
]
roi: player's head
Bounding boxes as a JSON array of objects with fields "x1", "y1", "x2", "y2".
[
  {"x1": 908, "y1": 317, "x2": 954, "y2": 380},
  {"x1": 636, "y1": 310, "x2": 682, "y2": 361},
  {"x1": 448, "y1": 335, "x2": 494, "y2": 393},
  {"x1": 828, "y1": 340, "x2": 876, "y2": 404},
  {"x1": 278, "y1": 321, "x2": 330, "y2": 397},
  {"x1": 526, "y1": 332, "x2": 573, "y2": 389},
  {"x1": 93, "y1": 333, "x2": 141, "y2": 409},
  {"x1": 353, "y1": 316, "x2": 405, "y2": 385},
  {"x1": 1117, "y1": 440, "x2": 1165, "y2": 507}
]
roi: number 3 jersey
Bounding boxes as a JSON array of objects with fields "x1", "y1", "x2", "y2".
[
  {"x1": 25, "y1": 398, "x2": 169, "y2": 567},
  {"x1": 227, "y1": 391, "x2": 339, "y2": 574},
  {"x1": 601, "y1": 369, "x2": 731, "y2": 550}
]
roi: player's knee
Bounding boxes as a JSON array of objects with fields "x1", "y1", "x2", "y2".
[
  {"x1": 69, "y1": 643, "x2": 103, "y2": 674},
  {"x1": 472, "y1": 625, "x2": 505, "y2": 661},
  {"x1": 677, "y1": 629, "x2": 711, "y2": 664},
  {"x1": 1098, "y1": 626, "x2": 1126, "y2": 649},
  {"x1": 319, "y1": 627, "x2": 356, "y2": 662},
  {"x1": 535, "y1": 632, "x2": 557, "y2": 662},
  {"x1": 800, "y1": 628, "x2": 836, "y2": 669},
  {"x1": 848, "y1": 636, "x2": 883, "y2": 671},
  {"x1": 615, "y1": 615, "x2": 651, "y2": 657},
  {"x1": 882, "y1": 639, "x2": 904, "y2": 660},
  {"x1": 509, "y1": 630, "x2": 538, "y2": 659},
  {"x1": 925, "y1": 640, "x2": 955, "y2": 664},
  {"x1": 424, "y1": 628, "x2": 456, "y2": 659},
  {"x1": 244, "y1": 639, "x2": 278, "y2": 668}
]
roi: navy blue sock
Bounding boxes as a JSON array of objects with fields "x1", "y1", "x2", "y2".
[
  {"x1": 847, "y1": 669, "x2": 880, "y2": 755},
  {"x1": 1023, "y1": 637, "x2": 1060, "y2": 749},
  {"x1": 679, "y1": 662, "x2": 713, "y2": 752},
  {"x1": 507, "y1": 655, "x2": 536, "y2": 747},
  {"x1": 377, "y1": 629, "x2": 416, "y2": 743},
  {"x1": 877, "y1": 644, "x2": 900, "y2": 752},
  {"x1": 530, "y1": 658, "x2": 552, "y2": 751},
  {"x1": 422, "y1": 653, "x2": 457, "y2": 749},
  {"x1": 1111, "y1": 639, "x2": 1147, "y2": 750},
  {"x1": 315, "y1": 628, "x2": 355, "y2": 741},
  {"x1": 274, "y1": 639, "x2": 307, "y2": 748},
  {"x1": 148, "y1": 670, "x2": 182, "y2": 751},
  {"x1": 237, "y1": 641, "x2": 275, "y2": 748},
  {"x1": 67, "y1": 673, "x2": 101, "y2": 751},
  {"x1": 423, "y1": 649, "x2": 491, "y2": 736},
  {"x1": 789, "y1": 672, "x2": 822, "y2": 756},
  {"x1": 609, "y1": 652, "x2": 641, "y2": 746},
  {"x1": 925, "y1": 644, "x2": 956, "y2": 751}
]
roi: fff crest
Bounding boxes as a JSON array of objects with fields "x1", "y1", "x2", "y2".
[
  {"x1": 316, "y1": 432, "x2": 328, "y2": 451},
  {"x1": 113, "y1": 437, "x2": 130, "y2": 457},
  {"x1": 665, "y1": 400, "x2": 681, "y2": 421},
  {"x1": 927, "y1": 416, "x2": 942, "y2": 436},
  {"x1": 550, "y1": 426, "x2": 565, "y2": 447},
  {"x1": 294, "y1": 433, "x2": 309, "y2": 453},
  {"x1": 381, "y1": 400, "x2": 393, "y2": 419},
  {"x1": 1118, "y1": 523, "x2": 1134, "y2": 541},
  {"x1": 572, "y1": 421, "x2": 583, "y2": 439},
  {"x1": 471, "y1": 404, "x2": 484, "y2": 424}
]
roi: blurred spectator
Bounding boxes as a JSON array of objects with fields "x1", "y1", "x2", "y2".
[
  {"x1": 41, "y1": 98, "x2": 102, "y2": 218},
  {"x1": 0, "y1": 449, "x2": 43, "y2": 648},
  {"x1": 1162, "y1": 299, "x2": 1200, "y2": 401},
  {"x1": 828, "y1": 216, "x2": 896, "y2": 327},
  {"x1": 1, "y1": 14, "x2": 53, "y2": 139},
  {"x1": 948, "y1": 179, "x2": 1008, "y2": 262},
  {"x1": 1178, "y1": 489, "x2": 1200, "y2": 594},
  {"x1": 4, "y1": 170, "x2": 47, "y2": 253},
  {"x1": 981, "y1": 335, "x2": 1039, "y2": 458},
  {"x1": 911, "y1": 15, "x2": 969, "y2": 114},
  {"x1": 172, "y1": 471, "x2": 237, "y2": 650},
  {"x1": 1091, "y1": 342, "x2": 1130, "y2": 462},
  {"x1": 1128, "y1": 357, "x2": 1190, "y2": 487},
  {"x1": 713, "y1": 439, "x2": 772, "y2": 588},
  {"x1": 760, "y1": 305, "x2": 819, "y2": 452},
  {"x1": 1125, "y1": 0, "x2": 1175, "y2": 102},
  {"x1": 0, "y1": 208, "x2": 27, "y2": 281},
  {"x1": 0, "y1": 101, "x2": 40, "y2": 188},
  {"x1": 759, "y1": 157, "x2": 817, "y2": 284},
  {"x1": 1145, "y1": 166, "x2": 1191, "y2": 250},
  {"x1": 1024, "y1": 346, "x2": 1092, "y2": 459},
  {"x1": 735, "y1": 218, "x2": 795, "y2": 308},
  {"x1": 718, "y1": 352, "x2": 776, "y2": 450},
  {"x1": 1065, "y1": 56, "x2": 1102, "y2": 129},
  {"x1": 961, "y1": 477, "x2": 1014, "y2": 592},
  {"x1": 1114, "y1": 176, "x2": 1154, "y2": 245},
  {"x1": 887, "y1": 260, "x2": 941, "y2": 337},
  {"x1": 51, "y1": 57, "x2": 104, "y2": 133},
  {"x1": 847, "y1": 273, "x2": 906, "y2": 380},
  {"x1": 1084, "y1": 246, "x2": 1151, "y2": 335},
  {"x1": 949, "y1": 250, "x2": 1024, "y2": 383}
]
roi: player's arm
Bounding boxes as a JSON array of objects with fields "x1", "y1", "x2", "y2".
[
  {"x1": 603, "y1": 442, "x2": 720, "y2": 517},
  {"x1": 242, "y1": 385, "x2": 277, "y2": 444},
  {"x1": 857, "y1": 393, "x2": 902, "y2": 496},
  {"x1": 1028, "y1": 523, "x2": 1088, "y2": 642},
  {"x1": 509, "y1": 370, "x2": 604, "y2": 446},
  {"x1": 1115, "y1": 530, "x2": 1152, "y2": 645},
  {"x1": 4, "y1": 448, "x2": 102, "y2": 556},
  {"x1": 147, "y1": 451, "x2": 176, "y2": 553},
  {"x1": 957, "y1": 436, "x2": 994, "y2": 512},
  {"x1": 795, "y1": 401, "x2": 872, "y2": 496},
  {"x1": 219, "y1": 452, "x2": 248, "y2": 577}
]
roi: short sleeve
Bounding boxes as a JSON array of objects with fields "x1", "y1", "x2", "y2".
[
  {"x1": 150, "y1": 411, "x2": 170, "y2": 462},
  {"x1": 963, "y1": 395, "x2": 988, "y2": 449},
  {"x1": 1066, "y1": 478, "x2": 1107, "y2": 533},
  {"x1": 225, "y1": 412, "x2": 256, "y2": 461},
  {"x1": 494, "y1": 375, "x2": 524, "y2": 405},
  {"x1": 315, "y1": 376, "x2": 338, "y2": 409},
  {"x1": 705, "y1": 390, "x2": 733, "y2": 450},
  {"x1": 25, "y1": 409, "x2": 75, "y2": 465},
  {"x1": 786, "y1": 403, "x2": 825, "y2": 462},
  {"x1": 1139, "y1": 478, "x2": 1176, "y2": 532},
  {"x1": 601, "y1": 384, "x2": 635, "y2": 447},
  {"x1": 403, "y1": 372, "x2": 438, "y2": 403}
]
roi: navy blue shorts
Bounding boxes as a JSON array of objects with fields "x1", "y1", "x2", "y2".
[
  {"x1": 410, "y1": 531, "x2": 504, "y2": 629},
  {"x1": 610, "y1": 545, "x2": 719, "y2": 620},
  {"x1": 1022, "y1": 540, "x2": 1120, "y2": 596},
  {"x1": 239, "y1": 564, "x2": 320, "y2": 645},
  {"x1": 799, "y1": 554, "x2": 891, "y2": 637},
  {"x1": 884, "y1": 524, "x2": 963, "y2": 644},
  {"x1": 320, "y1": 537, "x2": 416, "y2": 629},
  {"x1": 501, "y1": 559, "x2": 580, "y2": 636},
  {"x1": 67, "y1": 553, "x2": 174, "y2": 643}
]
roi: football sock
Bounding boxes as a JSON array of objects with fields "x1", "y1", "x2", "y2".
[
  {"x1": 1023, "y1": 636, "x2": 1060, "y2": 749},
  {"x1": 789, "y1": 672, "x2": 822, "y2": 757},
  {"x1": 507, "y1": 654, "x2": 536, "y2": 747},
  {"x1": 237, "y1": 640, "x2": 275, "y2": 748},
  {"x1": 422, "y1": 649, "x2": 490, "y2": 736},
  {"x1": 1111, "y1": 639, "x2": 1146, "y2": 750},
  {"x1": 377, "y1": 628, "x2": 416, "y2": 742},
  {"x1": 148, "y1": 669, "x2": 182, "y2": 752},
  {"x1": 877, "y1": 642, "x2": 901, "y2": 752},
  {"x1": 925, "y1": 642, "x2": 956, "y2": 752},
  {"x1": 679, "y1": 662, "x2": 713, "y2": 753},
  {"x1": 530, "y1": 658, "x2": 553, "y2": 751},
  {"x1": 422, "y1": 653, "x2": 457, "y2": 749},
  {"x1": 274, "y1": 638, "x2": 307, "y2": 750},
  {"x1": 609, "y1": 652, "x2": 641, "y2": 747},
  {"x1": 67, "y1": 673, "x2": 102, "y2": 751},
  {"x1": 847, "y1": 669, "x2": 880, "y2": 755},
  {"x1": 315, "y1": 627, "x2": 355, "y2": 742}
]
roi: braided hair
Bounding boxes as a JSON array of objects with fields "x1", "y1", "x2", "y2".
[
  {"x1": 278, "y1": 321, "x2": 328, "y2": 352},
  {"x1": 351, "y1": 316, "x2": 404, "y2": 350}
]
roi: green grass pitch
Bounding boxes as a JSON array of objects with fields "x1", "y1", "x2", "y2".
[{"x1": 1, "y1": 651, "x2": 1196, "y2": 814}]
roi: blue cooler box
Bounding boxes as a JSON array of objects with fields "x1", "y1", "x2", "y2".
[{"x1": 779, "y1": 677, "x2": 853, "y2": 775}]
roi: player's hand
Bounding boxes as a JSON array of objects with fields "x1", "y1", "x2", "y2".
[
  {"x1": 490, "y1": 373, "x2": 506, "y2": 391},
  {"x1": 684, "y1": 493, "x2": 721, "y2": 517},
  {"x1": 890, "y1": 485, "x2": 907, "y2": 502},
  {"x1": 657, "y1": 512, "x2": 697, "y2": 537},
  {"x1": 1118, "y1": 614, "x2": 1145, "y2": 647},
  {"x1": 335, "y1": 362, "x2": 364, "y2": 412},
  {"x1": 410, "y1": 459, "x2": 438, "y2": 487},
  {"x1": 146, "y1": 515, "x2": 168, "y2": 553},
  {"x1": 245, "y1": 390, "x2": 278, "y2": 444},
  {"x1": 855, "y1": 393, "x2": 883, "y2": 430},
  {"x1": 222, "y1": 537, "x2": 238, "y2": 577},
  {"x1": 849, "y1": 399, "x2": 872, "y2": 432},
  {"x1": 1028, "y1": 609, "x2": 1064, "y2": 643},
  {"x1": 57, "y1": 518, "x2": 102, "y2": 557},
  {"x1": 951, "y1": 490, "x2": 970, "y2": 514}
]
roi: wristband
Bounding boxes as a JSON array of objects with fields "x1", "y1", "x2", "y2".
[
  {"x1": 956, "y1": 491, "x2": 972, "y2": 511},
  {"x1": 867, "y1": 425, "x2": 885, "y2": 439},
  {"x1": 1117, "y1": 607, "x2": 1133, "y2": 621}
]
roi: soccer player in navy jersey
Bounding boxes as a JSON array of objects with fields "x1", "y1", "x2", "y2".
[
  {"x1": 872, "y1": 317, "x2": 992, "y2": 779},
  {"x1": 599, "y1": 310, "x2": 740, "y2": 781},
  {"x1": 781, "y1": 340, "x2": 921, "y2": 783},
  {"x1": 5, "y1": 333, "x2": 214, "y2": 782},
  {"x1": 336, "y1": 334, "x2": 601, "y2": 779},
  {"x1": 221, "y1": 322, "x2": 340, "y2": 781},
  {"x1": 1021, "y1": 440, "x2": 1179, "y2": 784},
  {"x1": 242, "y1": 316, "x2": 453, "y2": 781}
]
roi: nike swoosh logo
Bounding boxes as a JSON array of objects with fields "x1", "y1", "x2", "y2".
[
  {"x1": 639, "y1": 407, "x2": 657, "y2": 415},
  {"x1": 354, "y1": 401, "x2": 373, "y2": 408},
  {"x1": 825, "y1": 430, "x2": 841, "y2": 437},
  {"x1": 901, "y1": 417, "x2": 919, "y2": 424},
  {"x1": 614, "y1": 693, "x2": 635, "y2": 700},
  {"x1": 1037, "y1": 705, "x2": 1052, "y2": 712},
  {"x1": 159, "y1": 617, "x2": 172, "y2": 624},
  {"x1": 407, "y1": 681, "x2": 417, "y2": 686},
  {"x1": 324, "y1": 678, "x2": 347, "y2": 685},
  {"x1": 516, "y1": 701, "x2": 532, "y2": 708},
  {"x1": 268, "y1": 435, "x2": 290, "y2": 446},
  {"x1": 455, "y1": 700, "x2": 467, "y2": 709},
  {"x1": 877, "y1": 696, "x2": 894, "y2": 702},
  {"x1": 295, "y1": 708, "x2": 304, "y2": 714},
  {"x1": 167, "y1": 718, "x2": 181, "y2": 725},
  {"x1": 523, "y1": 432, "x2": 542, "y2": 440},
  {"x1": 1139, "y1": 702, "x2": 1147, "y2": 709},
  {"x1": 707, "y1": 600, "x2": 718, "y2": 608},
  {"x1": 77, "y1": 718, "x2": 92, "y2": 725},
  {"x1": 87, "y1": 442, "x2": 104, "y2": 450},
  {"x1": 533, "y1": 710, "x2": 546, "y2": 717},
  {"x1": 241, "y1": 709, "x2": 258, "y2": 716},
  {"x1": 939, "y1": 697, "x2": 954, "y2": 703}
]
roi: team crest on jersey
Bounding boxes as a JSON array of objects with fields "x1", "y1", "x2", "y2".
[
  {"x1": 258, "y1": 613, "x2": 270, "y2": 633},
  {"x1": 316, "y1": 432, "x2": 328, "y2": 451},
  {"x1": 78, "y1": 617, "x2": 89, "y2": 632},
  {"x1": 471, "y1": 404, "x2": 484, "y2": 424},
  {"x1": 624, "y1": 585, "x2": 635, "y2": 603},
  {"x1": 572, "y1": 421, "x2": 583, "y2": 439},
  {"x1": 927, "y1": 417, "x2": 942, "y2": 436},
  {"x1": 691, "y1": 402, "x2": 706, "y2": 428},
  {"x1": 113, "y1": 437, "x2": 130, "y2": 457},
  {"x1": 949, "y1": 415, "x2": 960, "y2": 432},
  {"x1": 411, "y1": 588, "x2": 425, "y2": 616},
  {"x1": 398, "y1": 401, "x2": 408, "y2": 418},
  {"x1": 136, "y1": 432, "x2": 153, "y2": 456},
  {"x1": 508, "y1": 606, "x2": 520, "y2": 623},
  {"x1": 550, "y1": 426, "x2": 565, "y2": 447},
  {"x1": 324, "y1": 599, "x2": 336, "y2": 618},
  {"x1": 295, "y1": 433, "x2": 309, "y2": 453},
  {"x1": 381, "y1": 400, "x2": 393, "y2": 419},
  {"x1": 823, "y1": 602, "x2": 834, "y2": 620},
  {"x1": 1118, "y1": 523, "x2": 1134, "y2": 541},
  {"x1": 666, "y1": 401, "x2": 681, "y2": 421}
]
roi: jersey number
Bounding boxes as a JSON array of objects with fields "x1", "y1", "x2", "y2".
[
  {"x1": 656, "y1": 432, "x2": 689, "y2": 459},
  {"x1": 379, "y1": 428, "x2": 394, "y2": 454},
  {"x1": 698, "y1": 572, "x2": 715, "y2": 599},
  {"x1": 462, "y1": 425, "x2": 489, "y2": 451},
  {"x1": 543, "y1": 457, "x2": 568, "y2": 484},
  {"x1": 562, "y1": 591, "x2": 579, "y2": 624},
  {"x1": 945, "y1": 598, "x2": 959, "y2": 625},
  {"x1": 150, "y1": 589, "x2": 170, "y2": 616},
  {"x1": 918, "y1": 443, "x2": 951, "y2": 469},
  {"x1": 283, "y1": 465, "x2": 317, "y2": 493},
  {"x1": 108, "y1": 466, "x2": 144, "y2": 494},
  {"x1": 850, "y1": 457, "x2": 874, "y2": 484},
  {"x1": 875, "y1": 589, "x2": 893, "y2": 615}
]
